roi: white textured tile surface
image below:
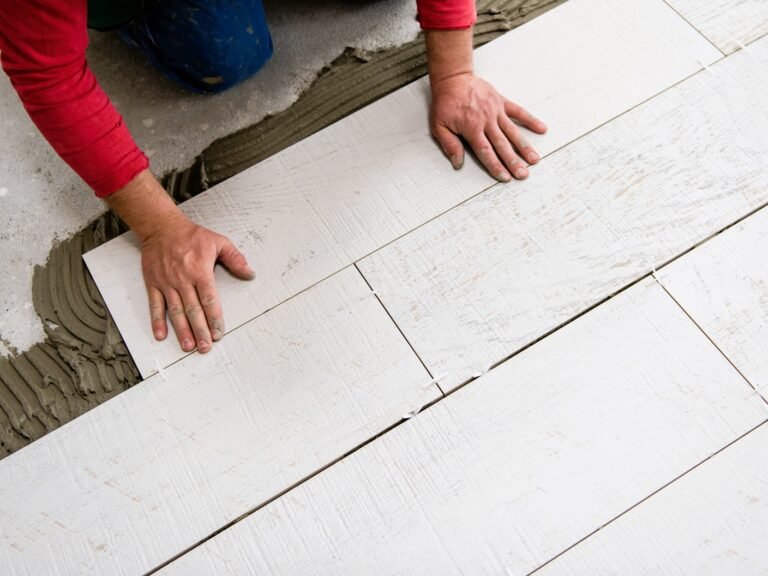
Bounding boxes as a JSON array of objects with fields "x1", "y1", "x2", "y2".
[
  {"x1": 536, "y1": 422, "x2": 768, "y2": 576},
  {"x1": 359, "y1": 34, "x2": 768, "y2": 391},
  {"x1": 85, "y1": 0, "x2": 722, "y2": 377},
  {"x1": 158, "y1": 279, "x2": 767, "y2": 576},
  {"x1": 667, "y1": 0, "x2": 768, "y2": 54},
  {"x1": 659, "y1": 206, "x2": 768, "y2": 397},
  {"x1": 0, "y1": 267, "x2": 436, "y2": 575}
]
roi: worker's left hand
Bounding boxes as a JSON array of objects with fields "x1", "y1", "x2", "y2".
[{"x1": 429, "y1": 72, "x2": 547, "y2": 181}]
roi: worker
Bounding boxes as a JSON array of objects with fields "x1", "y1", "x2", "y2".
[{"x1": 0, "y1": 0, "x2": 546, "y2": 355}]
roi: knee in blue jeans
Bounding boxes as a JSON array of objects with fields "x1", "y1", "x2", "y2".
[{"x1": 121, "y1": 0, "x2": 273, "y2": 94}]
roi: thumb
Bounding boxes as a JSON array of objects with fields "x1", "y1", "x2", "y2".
[
  {"x1": 432, "y1": 123, "x2": 465, "y2": 170},
  {"x1": 218, "y1": 239, "x2": 255, "y2": 280}
]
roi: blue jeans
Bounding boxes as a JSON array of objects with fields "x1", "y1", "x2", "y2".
[{"x1": 120, "y1": 0, "x2": 273, "y2": 94}]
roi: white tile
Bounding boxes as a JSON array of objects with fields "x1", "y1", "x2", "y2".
[
  {"x1": 84, "y1": 0, "x2": 721, "y2": 377},
  {"x1": 658, "y1": 206, "x2": 768, "y2": 397},
  {"x1": 158, "y1": 279, "x2": 767, "y2": 576},
  {"x1": 535, "y1": 422, "x2": 768, "y2": 576},
  {"x1": 359, "y1": 34, "x2": 768, "y2": 391},
  {"x1": 0, "y1": 267, "x2": 437, "y2": 576},
  {"x1": 667, "y1": 0, "x2": 768, "y2": 55}
]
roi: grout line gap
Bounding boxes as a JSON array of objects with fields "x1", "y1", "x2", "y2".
[
  {"x1": 660, "y1": 0, "x2": 726, "y2": 56},
  {"x1": 654, "y1": 277, "x2": 768, "y2": 407},
  {"x1": 526, "y1": 418, "x2": 768, "y2": 575},
  {"x1": 352, "y1": 263, "x2": 435, "y2": 382}
]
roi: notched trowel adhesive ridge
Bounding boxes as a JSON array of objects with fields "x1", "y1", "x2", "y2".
[
  {"x1": 0, "y1": 214, "x2": 139, "y2": 457},
  {"x1": 0, "y1": 0, "x2": 564, "y2": 459}
]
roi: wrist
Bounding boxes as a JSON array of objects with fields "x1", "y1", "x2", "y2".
[
  {"x1": 104, "y1": 169, "x2": 188, "y2": 242},
  {"x1": 424, "y1": 28, "x2": 474, "y2": 88}
]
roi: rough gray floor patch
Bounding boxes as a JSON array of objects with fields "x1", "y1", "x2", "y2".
[{"x1": 0, "y1": 0, "x2": 564, "y2": 458}]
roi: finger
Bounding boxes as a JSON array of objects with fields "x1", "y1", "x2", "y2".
[
  {"x1": 196, "y1": 276, "x2": 224, "y2": 342},
  {"x1": 165, "y1": 289, "x2": 196, "y2": 352},
  {"x1": 500, "y1": 116, "x2": 540, "y2": 166},
  {"x1": 147, "y1": 285, "x2": 168, "y2": 341},
  {"x1": 504, "y1": 99, "x2": 547, "y2": 134},
  {"x1": 432, "y1": 123, "x2": 465, "y2": 170},
  {"x1": 180, "y1": 287, "x2": 213, "y2": 354},
  {"x1": 218, "y1": 239, "x2": 255, "y2": 280},
  {"x1": 467, "y1": 131, "x2": 511, "y2": 182},
  {"x1": 487, "y1": 125, "x2": 528, "y2": 180}
]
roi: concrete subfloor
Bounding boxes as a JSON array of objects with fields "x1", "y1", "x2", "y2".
[{"x1": 0, "y1": 0, "x2": 419, "y2": 355}]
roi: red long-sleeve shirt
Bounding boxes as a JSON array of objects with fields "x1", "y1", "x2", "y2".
[{"x1": 0, "y1": 0, "x2": 475, "y2": 198}]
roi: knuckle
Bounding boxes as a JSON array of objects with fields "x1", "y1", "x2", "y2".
[
  {"x1": 199, "y1": 294, "x2": 217, "y2": 308},
  {"x1": 489, "y1": 132, "x2": 508, "y2": 148},
  {"x1": 167, "y1": 305, "x2": 185, "y2": 318},
  {"x1": 475, "y1": 142, "x2": 493, "y2": 155},
  {"x1": 515, "y1": 136, "x2": 532, "y2": 149},
  {"x1": 502, "y1": 120, "x2": 519, "y2": 136},
  {"x1": 476, "y1": 144, "x2": 496, "y2": 159},
  {"x1": 184, "y1": 303, "x2": 203, "y2": 316}
]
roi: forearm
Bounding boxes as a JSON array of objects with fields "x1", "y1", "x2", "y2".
[
  {"x1": 104, "y1": 169, "x2": 186, "y2": 241},
  {"x1": 0, "y1": 0, "x2": 148, "y2": 197},
  {"x1": 424, "y1": 28, "x2": 474, "y2": 87}
]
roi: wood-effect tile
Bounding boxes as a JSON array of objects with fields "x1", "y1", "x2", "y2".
[
  {"x1": 666, "y1": 0, "x2": 768, "y2": 55},
  {"x1": 359, "y1": 34, "x2": 768, "y2": 391},
  {"x1": 0, "y1": 268, "x2": 436, "y2": 575},
  {"x1": 659, "y1": 206, "x2": 768, "y2": 398},
  {"x1": 535, "y1": 422, "x2": 768, "y2": 576},
  {"x1": 159, "y1": 279, "x2": 767, "y2": 575}
]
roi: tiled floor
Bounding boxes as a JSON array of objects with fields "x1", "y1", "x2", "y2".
[
  {"x1": 84, "y1": 0, "x2": 723, "y2": 377},
  {"x1": 3, "y1": 0, "x2": 768, "y2": 574}
]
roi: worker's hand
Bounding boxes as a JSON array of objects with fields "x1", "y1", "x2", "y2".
[
  {"x1": 104, "y1": 169, "x2": 254, "y2": 354},
  {"x1": 140, "y1": 215, "x2": 255, "y2": 353},
  {"x1": 429, "y1": 72, "x2": 547, "y2": 181}
]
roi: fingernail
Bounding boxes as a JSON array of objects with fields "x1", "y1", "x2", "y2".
[
  {"x1": 182, "y1": 339, "x2": 194, "y2": 351},
  {"x1": 451, "y1": 155, "x2": 463, "y2": 170},
  {"x1": 514, "y1": 167, "x2": 529, "y2": 179},
  {"x1": 497, "y1": 171, "x2": 512, "y2": 182},
  {"x1": 198, "y1": 340, "x2": 210, "y2": 353},
  {"x1": 245, "y1": 266, "x2": 256, "y2": 280},
  {"x1": 212, "y1": 318, "x2": 225, "y2": 341},
  {"x1": 529, "y1": 151, "x2": 540, "y2": 163}
]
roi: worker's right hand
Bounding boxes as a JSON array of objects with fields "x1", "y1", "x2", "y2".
[
  {"x1": 104, "y1": 169, "x2": 254, "y2": 354},
  {"x1": 140, "y1": 215, "x2": 255, "y2": 353}
]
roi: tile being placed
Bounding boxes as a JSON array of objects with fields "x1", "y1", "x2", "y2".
[
  {"x1": 359, "y1": 34, "x2": 768, "y2": 391},
  {"x1": 84, "y1": 0, "x2": 722, "y2": 377},
  {"x1": 158, "y1": 279, "x2": 767, "y2": 576},
  {"x1": 535, "y1": 422, "x2": 768, "y2": 576},
  {"x1": 666, "y1": 0, "x2": 768, "y2": 55},
  {"x1": 658, "y1": 206, "x2": 768, "y2": 398},
  {"x1": 0, "y1": 267, "x2": 437, "y2": 576}
]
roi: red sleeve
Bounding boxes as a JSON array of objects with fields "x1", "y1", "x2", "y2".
[
  {"x1": 416, "y1": 0, "x2": 476, "y2": 30},
  {"x1": 0, "y1": 0, "x2": 148, "y2": 198}
]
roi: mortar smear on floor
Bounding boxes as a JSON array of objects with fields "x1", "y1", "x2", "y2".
[{"x1": 0, "y1": 0, "x2": 565, "y2": 459}]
